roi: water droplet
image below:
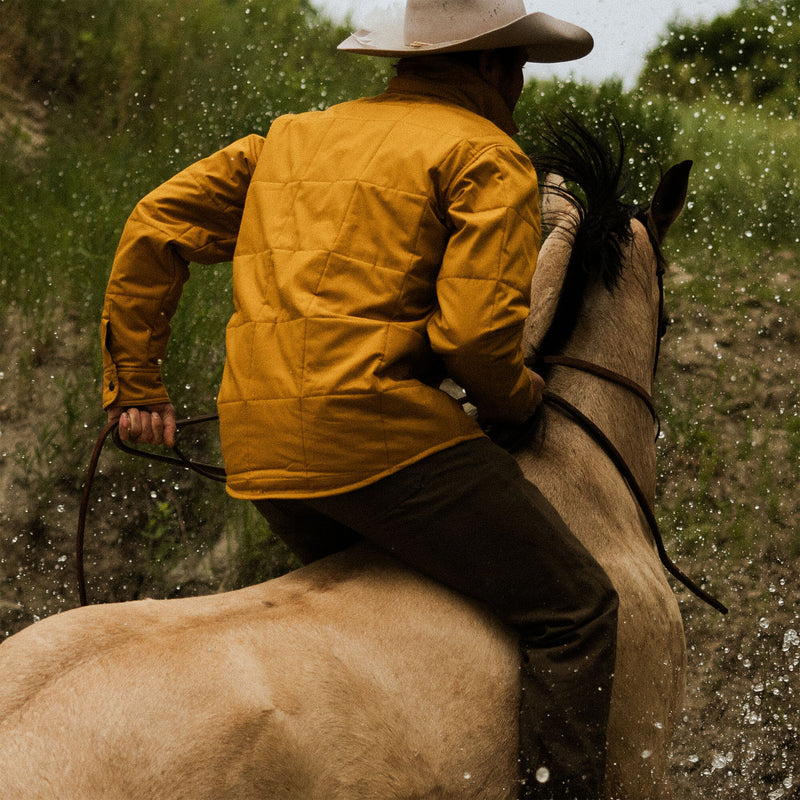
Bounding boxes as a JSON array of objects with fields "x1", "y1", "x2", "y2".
[
  {"x1": 783, "y1": 629, "x2": 800, "y2": 651},
  {"x1": 535, "y1": 767, "x2": 550, "y2": 784}
]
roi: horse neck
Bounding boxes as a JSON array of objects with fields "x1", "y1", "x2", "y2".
[{"x1": 538, "y1": 221, "x2": 662, "y2": 501}]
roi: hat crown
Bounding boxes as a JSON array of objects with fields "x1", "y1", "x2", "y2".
[{"x1": 404, "y1": 0, "x2": 528, "y2": 45}]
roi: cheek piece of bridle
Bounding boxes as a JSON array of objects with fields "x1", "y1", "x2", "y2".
[{"x1": 534, "y1": 250, "x2": 727, "y2": 615}]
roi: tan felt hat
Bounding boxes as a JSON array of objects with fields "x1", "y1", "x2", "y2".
[{"x1": 337, "y1": 0, "x2": 593, "y2": 62}]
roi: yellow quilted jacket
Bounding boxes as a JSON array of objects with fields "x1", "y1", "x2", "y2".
[{"x1": 102, "y1": 60, "x2": 541, "y2": 499}]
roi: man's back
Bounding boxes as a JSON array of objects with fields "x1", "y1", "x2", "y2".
[{"x1": 221, "y1": 60, "x2": 540, "y2": 498}]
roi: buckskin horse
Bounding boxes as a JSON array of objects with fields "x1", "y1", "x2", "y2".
[{"x1": 0, "y1": 121, "x2": 701, "y2": 799}]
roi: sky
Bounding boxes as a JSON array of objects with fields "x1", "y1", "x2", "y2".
[{"x1": 320, "y1": 0, "x2": 743, "y2": 86}]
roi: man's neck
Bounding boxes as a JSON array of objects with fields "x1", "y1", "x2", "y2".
[{"x1": 388, "y1": 55, "x2": 519, "y2": 136}]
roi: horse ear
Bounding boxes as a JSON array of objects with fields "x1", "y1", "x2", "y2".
[
  {"x1": 523, "y1": 221, "x2": 574, "y2": 361},
  {"x1": 647, "y1": 160, "x2": 692, "y2": 243}
]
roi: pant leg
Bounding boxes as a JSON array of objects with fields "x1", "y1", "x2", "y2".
[
  {"x1": 253, "y1": 498, "x2": 360, "y2": 564},
  {"x1": 304, "y1": 438, "x2": 618, "y2": 800}
]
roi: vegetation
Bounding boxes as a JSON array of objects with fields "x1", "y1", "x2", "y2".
[
  {"x1": 0, "y1": 0, "x2": 389, "y2": 149},
  {"x1": 0, "y1": 1, "x2": 798, "y2": 795},
  {"x1": 1, "y1": 0, "x2": 797, "y2": 604},
  {"x1": 639, "y1": 0, "x2": 800, "y2": 113}
]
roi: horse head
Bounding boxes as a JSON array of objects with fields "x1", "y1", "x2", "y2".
[{"x1": 525, "y1": 117, "x2": 691, "y2": 385}]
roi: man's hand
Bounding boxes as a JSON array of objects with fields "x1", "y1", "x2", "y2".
[
  {"x1": 106, "y1": 403, "x2": 177, "y2": 448},
  {"x1": 481, "y1": 368, "x2": 546, "y2": 452},
  {"x1": 526, "y1": 367, "x2": 546, "y2": 408}
]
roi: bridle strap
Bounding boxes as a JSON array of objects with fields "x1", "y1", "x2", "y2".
[
  {"x1": 76, "y1": 414, "x2": 225, "y2": 606},
  {"x1": 111, "y1": 413, "x2": 226, "y2": 483},
  {"x1": 541, "y1": 388, "x2": 727, "y2": 614},
  {"x1": 76, "y1": 420, "x2": 118, "y2": 606},
  {"x1": 541, "y1": 354, "x2": 660, "y2": 437}
]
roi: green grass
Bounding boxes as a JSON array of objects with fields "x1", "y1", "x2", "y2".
[
  {"x1": 0, "y1": 0, "x2": 389, "y2": 601},
  {"x1": 667, "y1": 99, "x2": 800, "y2": 255}
]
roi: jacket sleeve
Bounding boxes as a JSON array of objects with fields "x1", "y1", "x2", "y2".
[
  {"x1": 101, "y1": 134, "x2": 265, "y2": 409},
  {"x1": 427, "y1": 142, "x2": 541, "y2": 423}
]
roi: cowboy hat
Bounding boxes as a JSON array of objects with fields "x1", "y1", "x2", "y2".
[{"x1": 337, "y1": 0, "x2": 593, "y2": 62}]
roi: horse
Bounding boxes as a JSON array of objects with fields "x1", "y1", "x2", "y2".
[{"x1": 0, "y1": 122, "x2": 692, "y2": 800}]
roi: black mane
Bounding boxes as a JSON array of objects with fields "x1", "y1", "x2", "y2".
[{"x1": 528, "y1": 115, "x2": 639, "y2": 372}]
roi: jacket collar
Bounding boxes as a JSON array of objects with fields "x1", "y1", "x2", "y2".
[{"x1": 385, "y1": 57, "x2": 519, "y2": 137}]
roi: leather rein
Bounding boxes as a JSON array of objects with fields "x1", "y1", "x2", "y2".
[
  {"x1": 76, "y1": 413, "x2": 224, "y2": 606},
  {"x1": 542, "y1": 354, "x2": 661, "y2": 439},
  {"x1": 77, "y1": 366, "x2": 727, "y2": 613},
  {"x1": 538, "y1": 353, "x2": 728, "y2": 614}
]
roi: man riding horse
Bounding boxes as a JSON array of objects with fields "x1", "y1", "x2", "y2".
[{"x1": 101, "y1": 2, "x2": 611, "y2": 797}]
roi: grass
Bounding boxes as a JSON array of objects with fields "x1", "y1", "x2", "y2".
[
  {"x1": 3, "y1": 100, "x2": 798, "y2": 592},
  {"x1": 666, "y1": 99, "x2": 800, "y2": 254},
  {"x1": 654, "y1": 230, "x2": 800, "y2": 570}
]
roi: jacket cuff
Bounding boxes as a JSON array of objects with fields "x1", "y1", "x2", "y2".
[
  {"x1": 101, "y1": 318, "x2": 170, "y2": 409},
  {"x1": 102, "y1": 366, "x2": 170, "y2": 410}
]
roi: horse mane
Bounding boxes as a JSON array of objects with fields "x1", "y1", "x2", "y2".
[{"x1": 529, "y1": 115, "x2": 640, "y2": 371}]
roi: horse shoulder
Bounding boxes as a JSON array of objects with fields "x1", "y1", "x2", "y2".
[{"x1": 517, "y1": 440, "x2": 685, "y2": 800}]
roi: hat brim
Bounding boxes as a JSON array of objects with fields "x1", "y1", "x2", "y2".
[{"x1": 337, "y1": 11, "x2": 593, "y2": 63}]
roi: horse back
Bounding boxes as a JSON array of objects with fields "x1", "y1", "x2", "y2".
[{"x1": 0, "y1": 545, "x2": 520, "y2": 800}]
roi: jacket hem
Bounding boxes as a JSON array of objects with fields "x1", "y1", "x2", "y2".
[{"x1": 224, "y1": 431, "x2": 487, "y2": 500}]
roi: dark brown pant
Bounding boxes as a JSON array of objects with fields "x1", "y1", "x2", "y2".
[{"x1": 255, "y1": 437, "x2": 618, "y2": 800}]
